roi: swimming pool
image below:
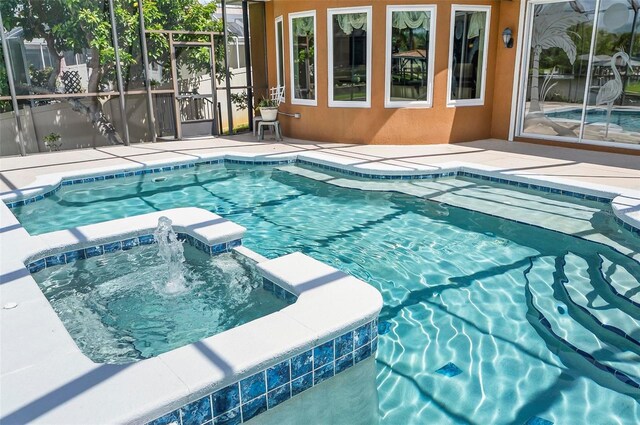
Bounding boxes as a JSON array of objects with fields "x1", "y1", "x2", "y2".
[
  {"x1": 10, "y1": 163, "x2": 640, "y2": 424},
  {"x1": 546, "y1": 108, "x2": 640, "y2": 133}
]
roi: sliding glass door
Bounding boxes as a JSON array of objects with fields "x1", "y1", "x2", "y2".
[{"x1": 517, "y1": 0, "x2": 640, "y2": 148}]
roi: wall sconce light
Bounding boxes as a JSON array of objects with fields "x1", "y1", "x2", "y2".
[{"x1": 502, "y1": 28, "x2": 514, "y2": 48}]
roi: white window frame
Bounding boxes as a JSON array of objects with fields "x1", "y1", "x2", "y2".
[
  {"x1": 385, "y1": 5, "x2": 437, "y2": 108},
  {"x1": 327, "y1": 6, "x2": 373, "y2": 108},
  {"x1": 289, "y1": 10, "x2": 317, "y2": 106},
  {"x1": 275, "y1": 15, "x2": 285, "y2": 98},
  {"x1": 446, "y1": 4, "x2": 491, "y2": 107}
]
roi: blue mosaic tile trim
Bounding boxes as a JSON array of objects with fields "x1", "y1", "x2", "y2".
[
  {"x1": 530, "y1": 298, "x2": 640, "y2": 389},
  {"x1": 456, "y1": 171, "x2": 616, "y2": 203},
  {"x1": 297, "y1": 158, "x2": 457, "y2": 181},
  {"x1": 146, "y1": 319, "x2": 378, "y2": 425},
  {"x1": 226, "y1": 159, "x2": 295, "y2": 166},
  {"x1": 26, "y1": 234, "x2": 242, "y2": 274},
  {"x1": 613, "y1": 216, "x2": 640, "y2": 237},
  {"x1": 262, "y1": 278, "x2": 297, "y2": 303},
  {"x1": 177, "y1": 233, "x2": 242, "y2": 256}
]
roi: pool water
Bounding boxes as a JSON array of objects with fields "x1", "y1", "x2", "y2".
[
  {"x1": 547, "y1": 108, "x2": 640, "y2": 133},
  {"x1": 31, "y1": 246, "x2": 289, "y2": 364},
  {"x1": 13, "y1": 164, "x2": 640, "y2": 423}
]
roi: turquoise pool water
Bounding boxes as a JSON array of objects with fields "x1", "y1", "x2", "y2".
[
  {"x1": 547, "y1": 108, "x2": 640, "y2": 133},
  {"x1": 11, "y1": 164, "x2": 640, "y2": 424},
  {"x1": 31, "y1": 246, "x2": 288, "y2": 364}
]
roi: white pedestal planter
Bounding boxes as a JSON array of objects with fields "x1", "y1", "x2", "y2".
[{"x1": 259, "y1": 107, "x2": 278, "y2": 121}]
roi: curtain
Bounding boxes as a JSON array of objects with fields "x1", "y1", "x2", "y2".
[
  {"x1": 467, "y1": 12, "x2": 486, "y2": 39},
  {"x1": 392, "y1": 11, "x2": 430, "y2": 30},
  {"x1": 293, "y1": 16, "x2": 314, "y2": 36},
  {"x1": 336, "y1": 13, "x2": 367, "y2": 35}
]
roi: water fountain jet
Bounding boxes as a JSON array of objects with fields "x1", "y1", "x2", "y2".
[{"x1": 153, "y1": 216, "x2": 188, "y2": 294}]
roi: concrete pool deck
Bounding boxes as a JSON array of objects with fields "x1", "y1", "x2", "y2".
[{"x1": 1, "y1": 137, "x2": 639, "y2": 193}]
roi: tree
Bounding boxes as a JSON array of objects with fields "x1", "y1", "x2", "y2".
[
  {"x1": 528, "y1": 3, "x2": 587, "y2": 113},
  {"x1": 0, "y1": 51, "x2": 10, "y2": 112},
  {"x1": 0, "y1": 0, "x2": 222, "y2": 145}
]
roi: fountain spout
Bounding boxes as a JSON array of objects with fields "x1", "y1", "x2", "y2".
[{"x1": 153, "y1": 216, "x2": 188, "y2": 294}]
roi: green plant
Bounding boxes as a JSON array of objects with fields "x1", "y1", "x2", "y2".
[
  {"x1": 230, "y1": 91, "x2": 248, "y2": 111},
  {"x1": 43, "y1": 132, "x2": 62, "y2": 151},
  {"x1": 258, "y1": 97, "x2": 278, "y2": 108},
  {"x1": 28, "y1": 65, "x2": 54, "y2": 89}
]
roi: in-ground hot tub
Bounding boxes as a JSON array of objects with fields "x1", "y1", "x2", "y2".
[
  {"x1": 31, "y1": 239, "x2": 294, "y2": 364},
  {"x1": 4, "y1": 207, "x2": 382, "y2": 425}
]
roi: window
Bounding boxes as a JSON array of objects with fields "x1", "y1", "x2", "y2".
[
  {"x1": 447, "y1": 5, "x2": 491, "y2": 106},
  {"x1": 289, "y1": 11, "x2": 316, "y2": 105},
  {"x1": 275, "y1": 16, "x2": 285, "y2": 90},
  {"x1": 385, "y1": 5, "x2": 436, "y2": 108},
  {"x1": 328, "y1": 6, "x2": 372, "y2": 108}
]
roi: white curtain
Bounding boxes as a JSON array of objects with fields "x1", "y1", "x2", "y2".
[
  {"x1": 293, "y1": 16, "x2": 314, "y2": 36},
  {"x1": 467, "y1": 12, "x2": 486, "y2": 39},
  {"x1": 392, "y1": 11, "x2": 430, "y2": 30},
  {"x1": 336, "y1": 13, "x2": 367, "y2": 35}
]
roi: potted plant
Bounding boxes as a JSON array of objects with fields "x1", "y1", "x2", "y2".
[
  {"x1": 258, "y1": 97, "x2": 279, "y2": 121},
  {"x1": 43, "y1": 132, "x2": 62, "y2": 152}
]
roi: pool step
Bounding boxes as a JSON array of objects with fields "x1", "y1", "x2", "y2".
[
  {"x1": 526, "y1": 256, "x2": 640, "y2": 392},
  {"x1": 599, "y1": 255, "x2": 640, "y2": 313},
  {"x1": 560, "y1": 254, "x2": 640, "y2": 355}
]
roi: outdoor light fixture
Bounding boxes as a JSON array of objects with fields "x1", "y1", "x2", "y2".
[{"x1": 502, "y1": 27, "x2": 513, "y2": 48}]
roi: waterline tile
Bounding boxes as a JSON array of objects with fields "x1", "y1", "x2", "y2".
[{"x1": 212, "y1": 383, "x2": 240, "y2": 417}]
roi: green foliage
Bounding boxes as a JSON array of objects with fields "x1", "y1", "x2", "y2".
[
  {"x1": 258, "y1": 97, "x2": 278, "y2": 108},
  {"x1": 0, "y1": 53, "x2": 11, "y2": 112},
  {"x1": 391, "y1": 27, "x2": 427, "y2": 53},
  {"x1": 0, "y1": 58, "x2": 9, "y2": 96},
  {"x1": 28, "y1": 66, "x2": 54, "y2": 89},
  {"x1": 0, "y1": 0, "x2": 224, "y2": 91},
  {"x1": 538, "y1": 24, "x2": 636, "y2": 76},
  {"x1": 230, "y1": 91, "x2": 248, "y2": 111},
  {"x1": 43, "y1": 132, "x2": 62, "y2": 151},
  {"x1": 0, "y1": 101, "x2": 11, "y2": 113},
  {"x1": 626, "y1": 81, "x2": 640, "y2": 95},
  {"x1": 297, "y1": 45, "x2": 314, "y2": 63}
]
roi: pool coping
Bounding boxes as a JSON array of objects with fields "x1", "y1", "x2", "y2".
[
  {"x1": 1, "y1": 151, "x2": 638, "y2": 235},
  {"x1": 0, "y1": 208, "x2": 382, "y2": 424}
]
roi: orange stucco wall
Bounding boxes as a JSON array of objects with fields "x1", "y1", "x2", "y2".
[{"x1": 264, "y1": 0, "x2": 519, "y2": 145}]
